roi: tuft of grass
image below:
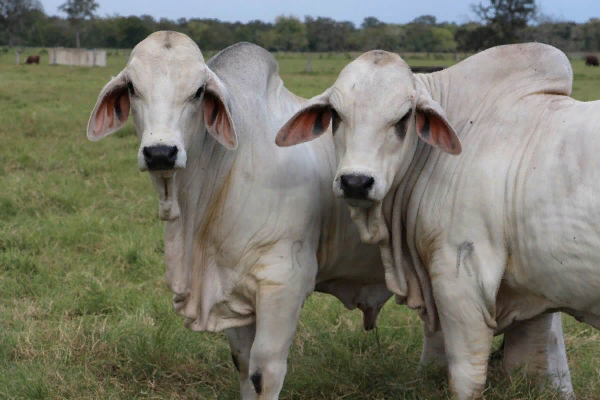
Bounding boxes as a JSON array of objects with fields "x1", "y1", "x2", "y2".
[{"x1": 0, "y1": 50, "x2": 599, "y2": 399}]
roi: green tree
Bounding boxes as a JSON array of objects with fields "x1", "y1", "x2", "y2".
[
  {"x1": 0, "y1": 0, "x2": 44, "y2": 46},
  {"x1": 306, "y1": 17, "x2": 358, "y2": 52},
  {"x1": 157, "y1": 17, "x2": 178, "y2": 32},
  {"x1": 273, "y1": 15, "x2": 307, "y2": 51},
  {"x1": 454, "y1": 22, "x2": 497, "y2": 51},
  {"x1": 361, "y1": 16, "x2": 383, "y2": 29},
  {"x1": 186, "y1": 18, "x2": 235, "y2": 50},
  {"x1": 581, "y1": 18, "x2": 600, "y2": 52},
  {"x1": 412, "y1": 15, "x2": 437, "y2": 25},
  {"x1": 305, "y1": 16, "x2": 336, "y2": 51},
  {"x1": 471, "y1": 0, "x2": 537, "y2": 44},
  {"x1": 58, "y1": 0, "x2": 99, "y2": 48},
  {"x1": 256, "y1": 29, "x2": 278, "y2": 51},
  {"x1": 22, "y1": 8, "x2": 47, "y2": 45},
  {"x1": 431, "y1": 27, "x2": 457, "y2": 52},
  {"x1": 116, "y1": 16, "x2": 152, "y2": 48},
  {"x1": 405, "y1": 21, "x2": 436, "y2": 52}
]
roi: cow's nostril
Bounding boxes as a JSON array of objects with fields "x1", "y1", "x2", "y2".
[
  {"x1": 167, "y1": 146, "x2": 178, "y2": 162},
  {"x1": 143, "y1": 146, "x2": 152, "y2": 161},
  {"x1": 143, "y1": 145, "x2": 178, "y2": 170},
  {"x1": 340, "y1": 174, "x2": 375, "y2": 199}
]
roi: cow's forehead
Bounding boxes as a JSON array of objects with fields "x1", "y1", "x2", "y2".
[
  {"x1": 132, "y1": 31, "x2": 203, "y2": 59},
  {"x1": 331, "y1": 51, "x2": 415, "y2": 115},
  {"x1": 127, "y1": 31, "x2": 205, "y2": 86}
]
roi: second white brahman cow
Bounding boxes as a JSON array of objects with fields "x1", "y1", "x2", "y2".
[{"x1": 276, "y1": 43, "x2": 584, "y2": 399}]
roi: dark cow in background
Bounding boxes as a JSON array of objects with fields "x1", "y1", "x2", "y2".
[
  {"x1": 585, "y1": 54, "x2": 599, "y2": 67},
  {"x1": 26, "y1": 55, "x2": 40, "y2": 64}
]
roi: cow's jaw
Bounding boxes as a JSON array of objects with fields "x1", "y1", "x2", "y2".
[{"x1": 150, "y1": 170, "x2": 181, "y2": 221}]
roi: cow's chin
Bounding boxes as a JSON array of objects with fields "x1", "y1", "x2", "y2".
[
  {"x1": 149, "y1": 170, "x2": 181, "y2": 221},
  {"x1": 348, "y1": 201, "x2": 388, "y2": 245},
  {"x1": 343, "y1": 197, "x2": 375, "y2": 209}
]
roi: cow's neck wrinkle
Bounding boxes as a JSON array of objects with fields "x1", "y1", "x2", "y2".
[
  {"x1": 381, "y1": 72, "x2": 446, "y2": 275},
  {"x1": 161, "y1": 129, "x2": 238, "y2": 323}
]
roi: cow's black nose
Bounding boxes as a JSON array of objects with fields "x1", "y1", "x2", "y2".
[
  {"x1": 143, "y1": 145, "x2": 178, "y2": 170},
  {"x1": 340, "y1": 174, "x2": 375, "y2": 199}
]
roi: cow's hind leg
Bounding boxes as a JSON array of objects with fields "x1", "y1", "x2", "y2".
[
  {"x1": 225, "y1": 324, "x2": 257, "y2": 399},
  {"x1": 418, "y1": 329, "x2": 447, "y2": 370},
  {"x1": 503, "y1": 313, "x2": 574, "y2": 399}
]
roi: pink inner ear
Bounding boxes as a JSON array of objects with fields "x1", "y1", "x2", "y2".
[
  {"x1": 430, "y1": 116, "x2": 452, "y2": 149},
  {"x1": 117, "y1": 92, "x2": 130, "y2": 123},
  {"x1": 93, "y1": 102, "x2": 108, "y2": 137},
  {"x1": 204, "y1": 92, "x2": 235, "y2": 148},
  {"x1": 92, "y1": 87, "x2": 129, "y2": 139},
  {"x1": 416, "y1": 110, "x2": 461, "y2": 155},
  {"x1": 275, "y1": 106, "x2": 331, "y2": 147}
]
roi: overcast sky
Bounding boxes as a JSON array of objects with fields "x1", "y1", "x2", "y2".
[{"x1": 41, "y1": 0, "x2": 598, "y2": 25}]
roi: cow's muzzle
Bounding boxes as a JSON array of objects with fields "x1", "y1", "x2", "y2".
[
  {"x1": 143, "y1": 145, "x2": 179, "y2": 171},
  {"x1": 339, "y1": 173, "x2": 375, "y2": 208}
]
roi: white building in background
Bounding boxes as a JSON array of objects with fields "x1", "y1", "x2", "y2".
[{"x1": 48, "y1": 48, "x2": 107, "y2": 67}]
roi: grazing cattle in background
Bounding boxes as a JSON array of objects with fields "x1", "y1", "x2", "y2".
[
  {"x1": 585, "y1": 54, "x2": 599, "y2": 67},
  {"x1": 275, "y1": 44, "x2": 586, "y2": 399},
  {"x1": 86, "y1": 31, "x2": 409, "y2": 400},
  {"x1": 25, "y1": 55, "x2": 40, "y2": 64}
]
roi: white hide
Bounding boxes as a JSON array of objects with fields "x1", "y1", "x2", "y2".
[
  {"x1": 276, "y1": 44, "x2": 586, "y2": 400},
  {"x1": 87, "y1": 32, "x2": 399, "y2": 400}
]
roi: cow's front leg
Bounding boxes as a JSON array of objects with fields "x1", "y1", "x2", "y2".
[
  {"x1": 430, "y1": 243, "x2": 499, "y2": 400},
  {"x1": 225, "y1": 324, "x2": 256, "y2": 399},
  {"x1": 246, "y1": 245, "x2": 316, "y2": 400},
  {"x1": 435, "y1": 286, "x2": 494, "y2": 399},
  {"x1": 503, "y1": 312, "x2": 574, "y2": 399}
]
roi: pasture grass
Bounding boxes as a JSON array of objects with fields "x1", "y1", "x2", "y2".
[{"x1": 1, "y1": 48, "x2": 600, "y2": 399}]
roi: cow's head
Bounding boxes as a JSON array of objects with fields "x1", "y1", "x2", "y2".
[
  {"x1": 87, "y1": 31, "x2": 237, "y2": 221},
  {"x1": 275, "y1": 50, "x2": 460, "y2": 242}
]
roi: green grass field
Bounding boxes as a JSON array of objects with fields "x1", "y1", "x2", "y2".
[{"x1": 1, "y1": 48, "x2": 600, "y2": 399}]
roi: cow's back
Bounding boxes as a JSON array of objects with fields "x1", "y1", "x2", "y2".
[
  {"x1": 411, "y1": 45, "x2": 600, "y2": 329},
  {"x1": 509, "y1": 97, "x2": 600, "y2": 315},
  {"x1": 414, "y1": 93, "x2": 600, "y2": 329}
]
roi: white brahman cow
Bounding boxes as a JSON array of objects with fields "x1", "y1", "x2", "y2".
[
  {"x1": 275, "y1": 43, "x2": 588, "y2": 399},
  {"x1": 86, "y1": 31, "x2": 405, "y2": 399}
]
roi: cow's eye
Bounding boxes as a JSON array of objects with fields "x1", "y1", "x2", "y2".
[
  {"x1": 194, "y1": 86, "x2": 204, "y2": 100},
  {"x1": 394, "y1": 110, "x2": 412, "y2": 139},
  {"x1": 331, "y1": 108, "x2": 341, "y2": 135},
  {"x1": 127, "y1": 81, "x2": 136, "y2": 96}
]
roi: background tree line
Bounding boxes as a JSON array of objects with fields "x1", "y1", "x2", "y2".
[{"x1": 1, "y1": 0, "x2": 599, "y2": 53}]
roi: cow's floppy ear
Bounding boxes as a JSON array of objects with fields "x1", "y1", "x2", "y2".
[
  {"x1": 87, "y1": 71, "x2": 130, "y2": 141},
  {"x1": 415, "y1": 91, "x2": 461, "y2": 155},
  {"x1": 275, "y1": 92, "x2": 331, "y2": 147},
  {"x1": 203, "y1": 68, "x2": 238, "y2": 150}
]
